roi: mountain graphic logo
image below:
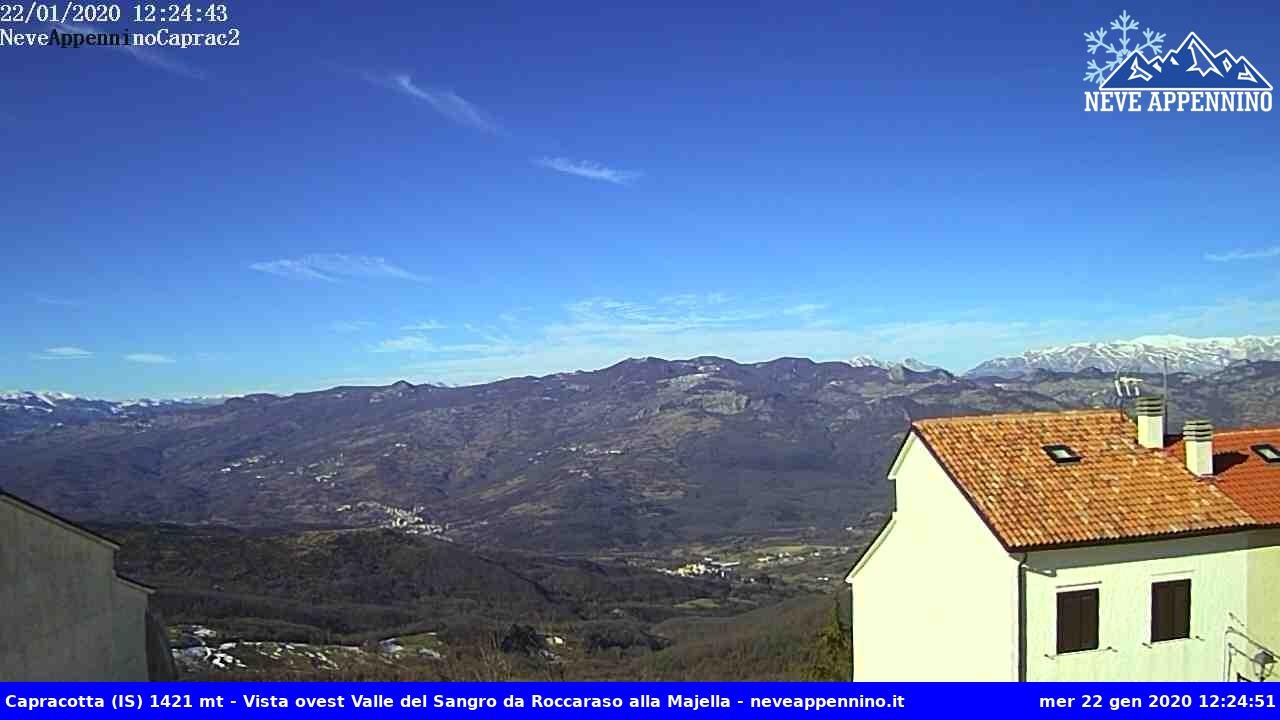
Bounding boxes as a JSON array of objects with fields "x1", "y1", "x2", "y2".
[{"x1": 1100, "y1": 31, "x2": 1271, "y2": 91}]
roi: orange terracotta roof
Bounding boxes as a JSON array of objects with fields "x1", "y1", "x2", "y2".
[
  {"x1": 912, "y1": 410, "x2": 1255, "y2": 550},
  {"x1": 1167, "y1": 428, "x2": 1280, "y2": 524}
]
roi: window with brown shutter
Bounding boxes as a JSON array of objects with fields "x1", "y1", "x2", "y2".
[
  {"x1": 1056, "y1": 588, "x2": 1099, "y2": 654},
  {"x1": 1151, "y1": 579, "x2": 1191, "y2": 642}
]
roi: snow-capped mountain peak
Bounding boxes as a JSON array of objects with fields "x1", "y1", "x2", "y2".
[
  {"x1": 848, "y1": 355, "x2": 890, "y2": 369},
  {"x1": 1, "y1": 390, "x2": 81, "y2": 405},
  {"x1": 848, "y1": 356, "x2": 942, "y2": 372},
  {"x1": 0, "y1": 390, "x2": 227, "y2": 436},
  {"x1": 967, "y1": 334, "x2": 1280, "y2": 378}
]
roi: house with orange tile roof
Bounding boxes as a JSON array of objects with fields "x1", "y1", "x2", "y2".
[{"x1": 846, "y1": 400, "x2": 1280, "y2": 681}]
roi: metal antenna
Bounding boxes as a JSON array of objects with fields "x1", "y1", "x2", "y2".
[
  {"x1": 1113, "y1": 368, "x2": 1143, "y2": 407},
  {"x1": 1162, "y1": 355, "x2": 1169, "y2": 418}
]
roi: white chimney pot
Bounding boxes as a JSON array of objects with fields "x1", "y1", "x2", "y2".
[
  {"x1": 1184, "y1": 420, "x2": 1214, "y2": 477},
  {"x1": 1136, "y1": 396, "x2": 1165, "y2": 449}
]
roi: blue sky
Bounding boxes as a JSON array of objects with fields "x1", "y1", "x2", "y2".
[{"x1": 3, "y1": 1, "x2": 1278, "y2": 398}]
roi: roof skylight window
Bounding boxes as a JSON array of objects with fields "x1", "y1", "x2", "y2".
[
  {"x1": 1044, "y1": 444, "x2": 1082, "y2": 464},
  {"x1": 1253, "y1": 444, "x2": 1280, "y2": 464}
]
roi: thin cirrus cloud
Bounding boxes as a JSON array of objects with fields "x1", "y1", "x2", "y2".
[
  {"x1": 124, "y1": 353, "x2": 176, "y2": 364},
  {"x1": 534, "y1": 156, "x2": 641, "y2": 185},
  {"x1": 53, "y1": 22, "x2": 205, "y2": 79},
  {"x1": 1205, "y1": 246, "x2": 1280, "y2": 262},
  {"x1": 370, "y1": 72, "x2": 503, "y2": 135},
  {"x1": 782, "y1": 303, "x2": 828, "y2": 316},
  {"x1": 383, "y1": 294, "x2": 1052, "y2": 387},
  {"x1": 33, "y1": 346, "x2": 93, "y2": 361},
  {"x1": 359, "y1": 70, "x2": 639, "y2": 185},
  {"x1": 331, "y1": 321, "x2": 375, "y2": 333},
  {"x1": 372, "y1": 335, "x2": 436, "y2": 353},
  {"x1": 402, "y1": 320, "x2": 446, "y2": 331},
  {"x1": 370, "y1": 292, "x2": 1280, "y2": 389},
  {"x1": 249, "y1": 254, "x2": 427, "y2": 283}
]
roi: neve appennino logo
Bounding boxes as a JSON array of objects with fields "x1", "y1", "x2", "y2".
[{"x1": 1083, "y1": 11, "x2": 1271, "y2": 112}]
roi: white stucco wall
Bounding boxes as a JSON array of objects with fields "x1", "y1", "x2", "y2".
[
  {"x1": 1241, "y1": 529, "x2": 1280, "y2": 682},
  {"x1": 1025, "y1": 533, "x2": 1253, "y2": 681},
  {"x1": 0, "y1": 497, "x2": 151, "y2": 681},
  {"x1": 110, "y1": 579, "x2": 152, "y2": 681},
  {"x1": 850, "y1": 433, "x2": 1019, "y2": 681}
]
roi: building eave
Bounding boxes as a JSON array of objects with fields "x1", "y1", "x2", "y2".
[
  {"x1": 1011, "y1": 522, "x2": 1269, "y2": 553},
  {"x1": 0, "y1": 490, "x2": 121, "y2": 550},
  {"x1": 114, "y1": 574, "x2": 156, "y2": 594},
  {"x1": 885, "y1": 430, "x2": 915, "y2": 481},
  {"x1": 845, "y1": 513, "x2": 896, "y2": 584}
]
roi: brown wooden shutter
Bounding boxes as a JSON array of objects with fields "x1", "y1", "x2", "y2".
[
  {"x1": 1057, "y1": 589, "x2": 1099, "y2": 653},
  {"x1": 1151, "y1": 579, "x2": 1191, "y2": 642},
  {"x1": 1080, "y1": 589, "x2": 1098, "y2": 650},
  {"x1": 1056, "y1": 592, "x2": 1076, "y2": 653}
]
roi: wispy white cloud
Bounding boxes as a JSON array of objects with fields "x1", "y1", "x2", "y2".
[
  {"x1": 782, "y1": 303, "x2": 827, "y2": 316},
  {"x1": 331, "y1": 320, "x2": 374, "y2": 333},
  {"x1": 373, "y1": 324, "x2": 517, "y2": 355},
  {"x1": 351, "y1": 291, "x2": 1280, "y2": 389},
  {"x1": 250, "y1": 259, "x2": 333, "y2": 281},
  {"x1": 659, "y1": 292, "x2": 729, "y2": 308},
  {"x1": 250, "y1": 254, "x2": 426, "y2": 283},
  {"x1": 53, "y1": 22, "x2": 205, "y2": 79},
  {"x1": 552, "y1": 295, "x2": 766, "y2": 335},
  {"x1": 372, "y1": 335, "x2": 436, "y2": 353},
  {"x1": 33, "y1": 346, "x2": 93, "y2": 361},
  {"x1": 124, "y1": 353, "x2": 176, "y2": 364},
  {"x1": 390, "y1": 315, "x2": 1055, "y2": 387},
  {"x1": 402, "y1": 320, "x2": 446, "y2": 331},
  {"x1": 534, "y1": 156, "x2": 641, "y2": 185},
  {"x1": 368, "y1": 73, "x2": 502, "y2": 134},
  {"x1": 1205, "y1": 246, "x2": 1280, "y2": 262}
]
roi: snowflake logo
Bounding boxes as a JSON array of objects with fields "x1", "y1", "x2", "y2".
[{"x1": 1084, "y1": 10, "x2": 1167, "y2": 86}]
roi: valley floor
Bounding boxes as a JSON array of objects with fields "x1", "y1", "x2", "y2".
[{"x1": 98, "y1": 523, "x2": 854, "y2": 681}]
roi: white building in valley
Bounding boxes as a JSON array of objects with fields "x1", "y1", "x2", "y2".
[{"x1": 847, "y1": 400, "x2": 1280, "y2": 681}]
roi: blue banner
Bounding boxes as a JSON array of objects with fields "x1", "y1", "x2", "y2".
[{"x1": 0, "y1": 683, "x2": 1276, "y2": 718}]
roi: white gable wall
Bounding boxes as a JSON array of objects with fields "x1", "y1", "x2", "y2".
[
  {"x1": 0, "y1": 497, "x2": 150, "y2": 681},
  {"x1": 1245, "y1": 529, "x2": 1280, "y2": 682},
  {"x1": 850, "y1": 433, "x2": 1019, "y2": 680}
]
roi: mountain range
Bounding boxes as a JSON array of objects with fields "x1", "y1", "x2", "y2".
[
  {"x1": 847, "y1": 356, "x2": 941, "y2": 373},
  {"x1": 0, "y1": 391, "x2": 223, "y2": 435},
  {"x1": 5, "y1": 334, "x2": 1277, "y2": 437},
  {"x1": 4, "y1": 351, "x2": 1279, "y2": 554},
  {"x1": 967, "y1": 334, "x2": 1280, "y2": 377},
  {"x1": 1102, "y1": 32, "x2": 1272, "y2": 90}
]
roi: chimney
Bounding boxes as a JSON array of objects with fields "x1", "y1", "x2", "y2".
[
  {"x1": 1183, "y1": 419, "x2": 1214, "y2": 477},
  {"x1": 1136, "y1": 396, "x2": 1165, "y2": 449}
]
